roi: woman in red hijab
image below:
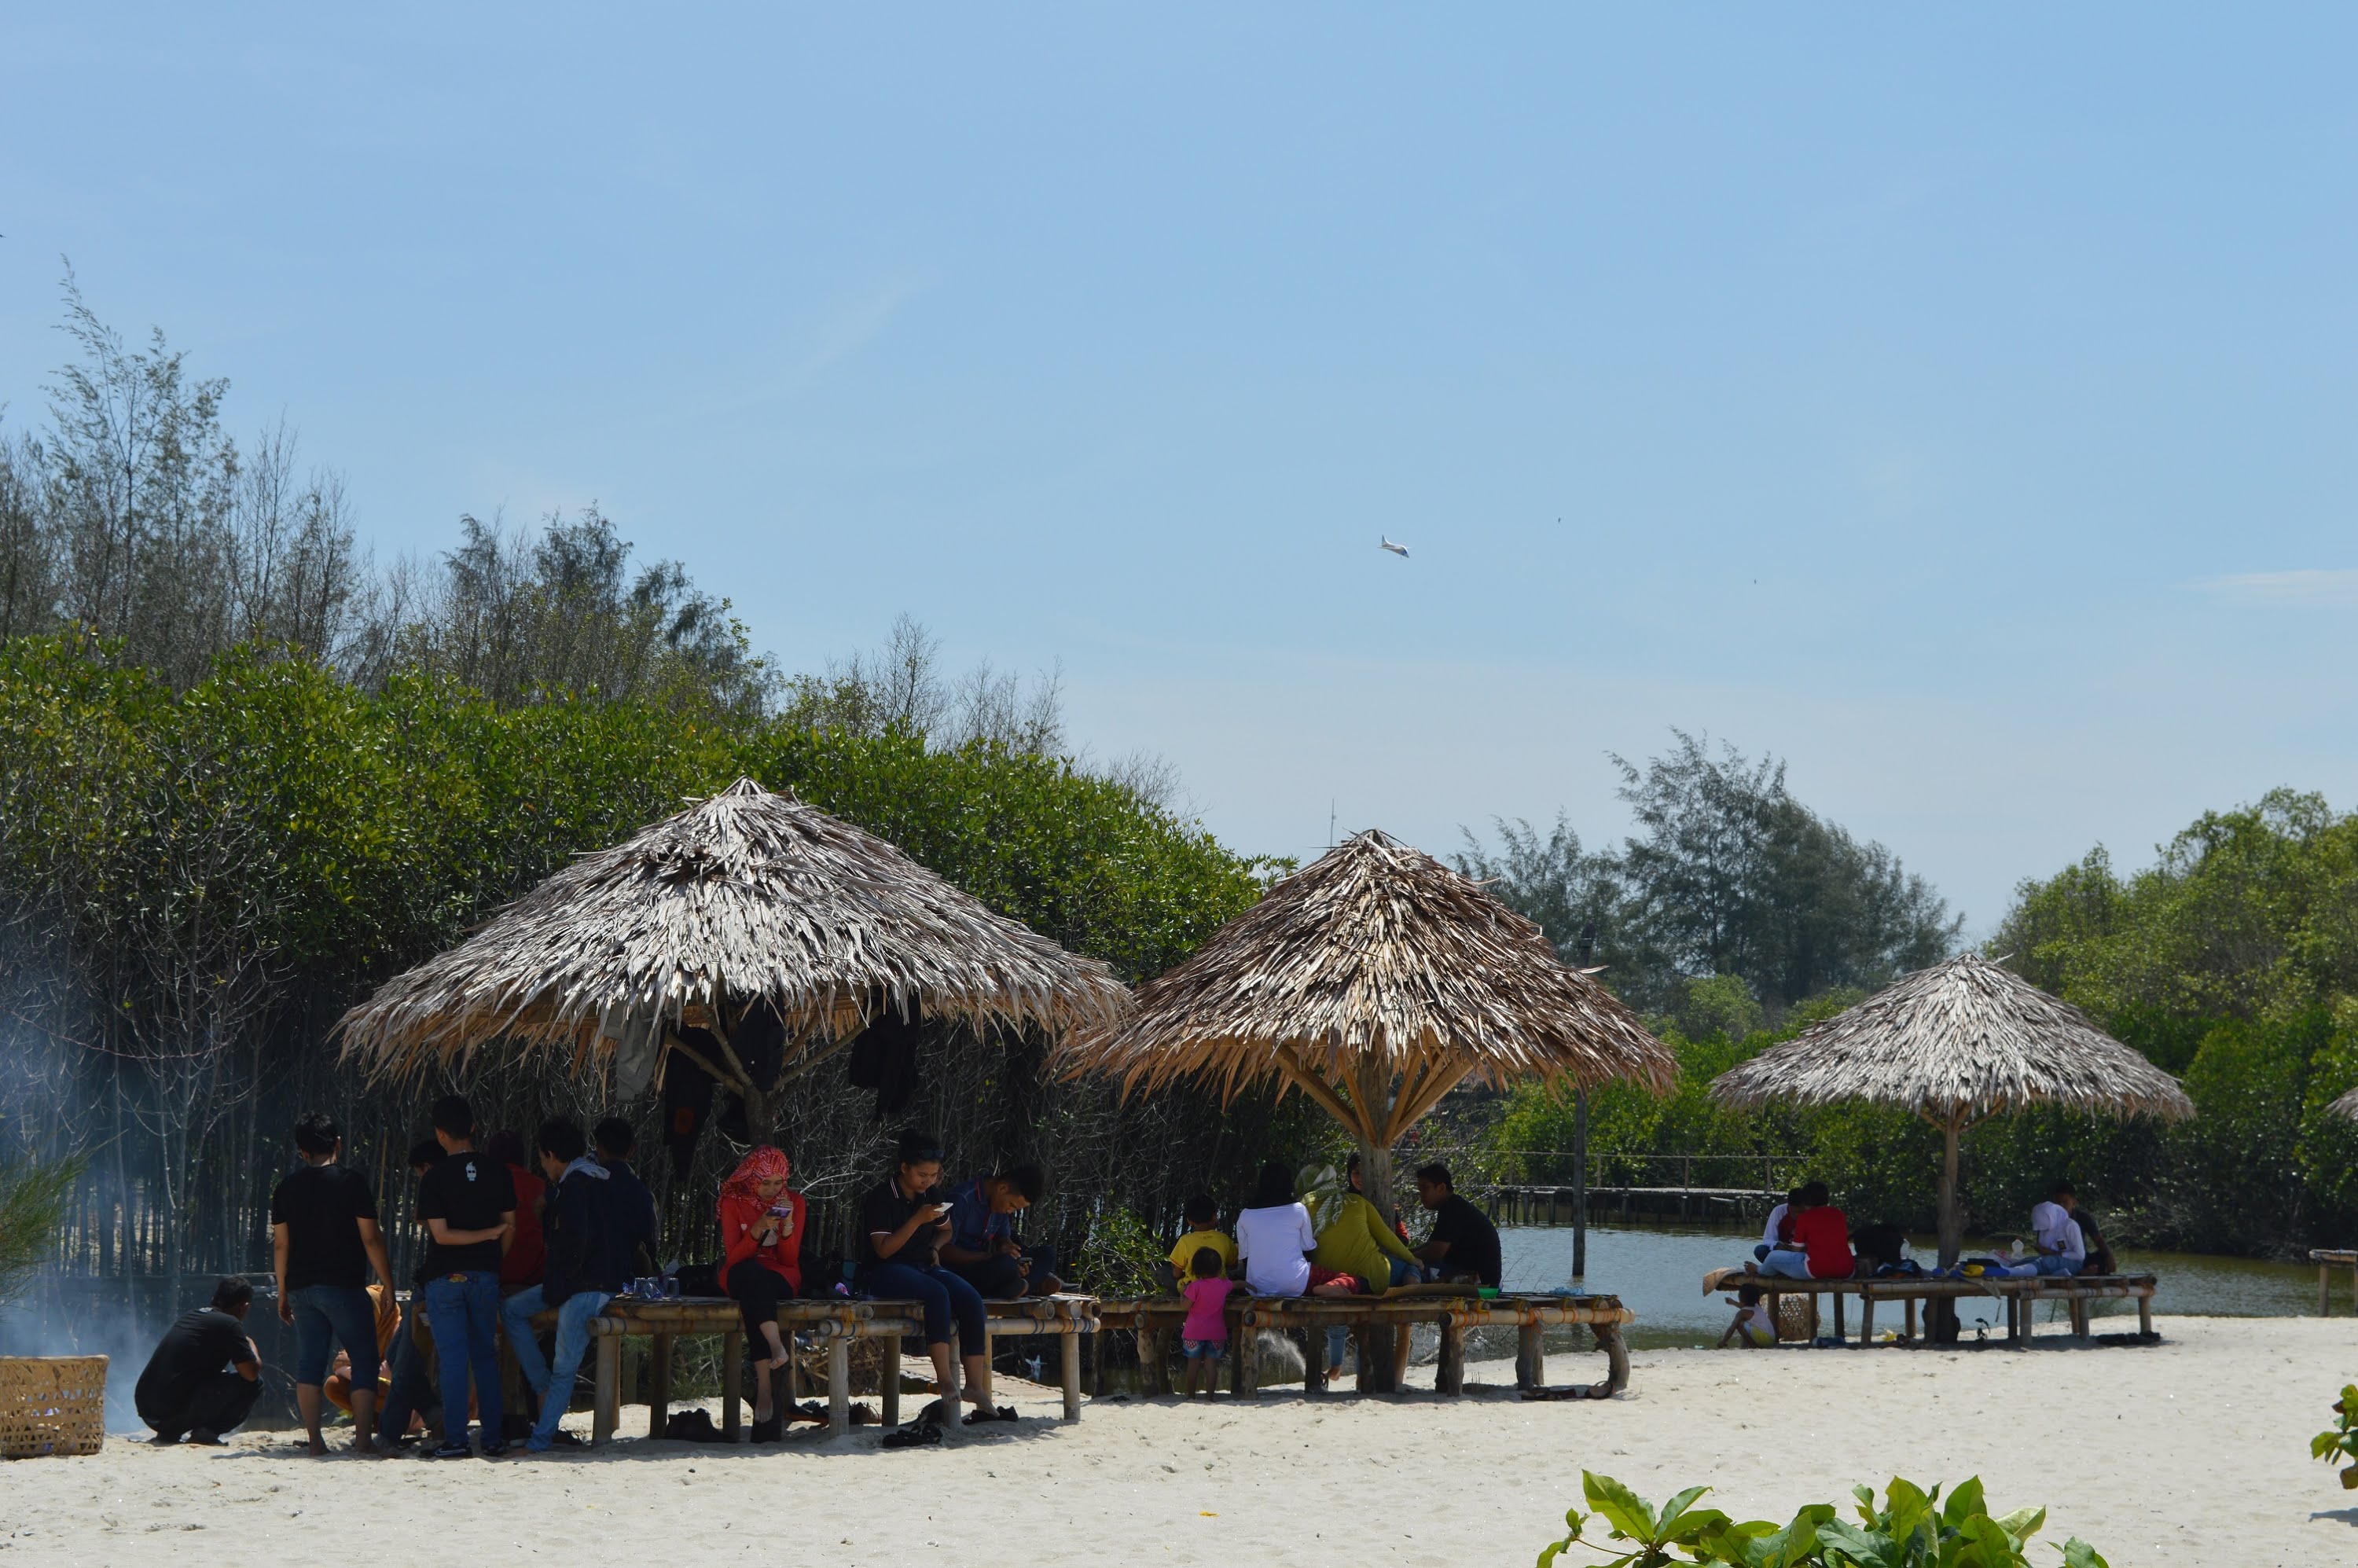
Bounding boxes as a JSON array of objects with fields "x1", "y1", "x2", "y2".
[{"x1": 719, "y1": 1145, "x2": 804, "y2": 1438}]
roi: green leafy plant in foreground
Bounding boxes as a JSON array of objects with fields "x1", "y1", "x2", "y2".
[
  {"x1": 1537, "y1": 1471, "x2": 2110, "y2": 1568},
  {"x1": 2311, "y1": 1384, "x2": 2358, "y2": 1489}
]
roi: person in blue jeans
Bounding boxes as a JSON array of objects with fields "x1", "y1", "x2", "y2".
[
  {"x1": 501, "y1": 1118, "x2": 626, "y2": 1453},
  {"x1": 414, "y1": 1093, "x2": 516, "y2": 1459},
  {"x1": 860, "y1": 1129, "x2": 1005, "y2": 1423},
  {"x1": 269, "y1": 1110, "x2": 397, "y2": 1456}
]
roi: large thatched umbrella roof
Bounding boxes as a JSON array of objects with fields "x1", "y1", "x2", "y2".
[
  {"x1": 336, "y1": 777, "x2": 1129, "y2": 1089},
  {"x1": 1710, "y1": 952, "x2": 2191, "y2": 1265},
  {"x1": 1054, "y1": 830, "x2": 1673, "y2": 1199}
]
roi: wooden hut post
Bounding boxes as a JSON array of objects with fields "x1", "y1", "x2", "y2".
[{"x1": 1936, "y1": 1113, "x2": 1966, "y2": 1269}]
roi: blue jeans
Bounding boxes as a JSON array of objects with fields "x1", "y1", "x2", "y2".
[
  {"x1": 866, "y1": 1262, "x2": 987, "y2": 1356},
  {"x1": 421, "y1": 1271, "x2": 502, "y2": 1446},
  {"x1": 290, "y1": 1283, "x2": 380, "y2": 1390},
  {"x1": 2028, "y1": 1252, "x2": 2080, "y2": 1276},
  {"x1": 501, "y1": 1284, "x2": 612, "y2": 1449},
  {"x1": 376, "y1": 1307, "x2": 436, "y2": 1443}
]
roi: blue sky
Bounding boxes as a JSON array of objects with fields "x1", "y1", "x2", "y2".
[{"x1": 5, "y1": 6, "x2": 2354, "y2": 933}]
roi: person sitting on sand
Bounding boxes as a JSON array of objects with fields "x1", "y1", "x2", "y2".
[
  {"x1": 1750, "y1": 1181, "x2": 1853, "y2": 1280},
  {"x1": 861, "y1": 1129, "x2": 1006, "y2": 1423},
  {"x1": 135, "y1": 1276, "x2": 263, "y2": 1445},
  {"x1": 1411, "y1": 1162, "x2": 1501, "y2": 1288},
  {"x1": 270, "y1": 1111, "x2": 396, "y2": 1457},
  {"x1": 1236, "y1": 1162, "x2": 1346, "y2": 1298},
  {"x1": 501, "y1": 1118, "x2": 627, "y2": 1454},
  {"x1": 717, "y1": 1144, "x2": 804, "y2": 1441},
  {"x1": 1309, "y1": 1154, "x2": 1422, "y2": 1295},
  {"x1": 940, "y1": 1163, "x2": 1059, "y2": 1299},
  {"x1": 1181, "y1": 1245, "x2": 1234, "y2": 1397},
  {"x1": 2026, "y1": 1181, "x2": 2088, "y2": 1276},
  {"x1": 323, "y1": 1282, "x2": 400, "y2": 1419},
  {"x1": 1718, "y1": 1283, "x2": 1776, "y2": 1348}
]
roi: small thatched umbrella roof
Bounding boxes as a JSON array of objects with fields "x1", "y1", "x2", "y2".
[
  {"x1": 336, "y1": 778, "x2": 1129, "y2": 1099},
  {"x1": 1710, "y1": 952, "x2": 2192, "y2": 1265},
  {"x1": 2328, "y1": 1084, "x2": 2358, "y2": 1124},
  {"x1": 1054, "y1": 830, "x2": 1674, "y2": 1210}
]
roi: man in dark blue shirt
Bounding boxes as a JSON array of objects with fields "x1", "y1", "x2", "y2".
[{"x1": 938, "y1": 1164, "x2": 1060, "y2": 1298}]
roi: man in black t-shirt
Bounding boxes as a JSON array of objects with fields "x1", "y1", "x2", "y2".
[
  {"x1": 135, "y1": 1277, "x2": 263, "y2": 1444},
  {"x1": 415, "y1": 1093, "x2": 516, "y2": 1459},
  {"x1": 270, "y1": 1111, "x2": 396, "y2": 1456},
  {"x1": 1412, "y1": 1162, "x2": 1504, "y2": 1289}
]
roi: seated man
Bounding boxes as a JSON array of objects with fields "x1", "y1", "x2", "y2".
[
  {"x1": 940, "y1": 1163, "x2": 1059, "y2": 1299},
  {"x1": 135, "y1": 1276, "x2": 263, "y2": 1445},
  {"x1": 501, "y1": 1118, "x2": 623, "y2": 1454},
  {"x1": 1412, "y1": 1162, "x2": 1501, "y2": 1288},
  {"x1": 2026, "y1": 1181, "x2": 2088, "y2": 1276},
  {"x1": 1750, "y1": 1182, "x2": 1854, "y2": 1280}
]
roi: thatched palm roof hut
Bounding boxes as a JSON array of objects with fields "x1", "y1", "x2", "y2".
[
  {"x1": 336, "y1": 778, "x2": 1129, "y2": 1113},
  {"x1": 1710, "y1": 952, "x2": 2192, "y2": 1265},
  {"x1": 2328, "y1": 1084, "x2": 2358, "y2": 1124},
  {"x1": 1053, "y1": 830, "x2": 1675, "y2": 1210}
]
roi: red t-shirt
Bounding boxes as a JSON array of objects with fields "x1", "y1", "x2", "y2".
[
  {"x1": 1792, "y1": 1206, "x2": 1854, "y2": 1279},
  {"x1": 498, "y1": 1165, "x2": 546, "y2": 1288},
  {"x1": 720, "y1": 1190, "x2": 806, "y2": 1294}
]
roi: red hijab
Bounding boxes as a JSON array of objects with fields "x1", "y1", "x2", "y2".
[{"x1": 721, "y1": 1145, "x2": 792, "y2": 1207}]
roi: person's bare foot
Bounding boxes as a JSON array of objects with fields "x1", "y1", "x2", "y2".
[
  {"x1": 305, "y1": 1434, "x2": 329, "y2": 1457},
  {"x1": 351, "y1": 1438, "x2": 383, "y2": 1459}
]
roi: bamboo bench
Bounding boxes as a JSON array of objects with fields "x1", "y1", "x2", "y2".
[
  {"x1": 1098, "y1": 1290, "x2": 1635, "y2": 1398},
  {"x1": 1700, "y1": 1269, "x2": 2156, "y2": 1344},
  {"x1": 553, "y1": 1292, "x2": 1099, "y2": 1443},
  {"x1": 2312, "y1": 1250, "x2": 2356, "y2": 1315}
]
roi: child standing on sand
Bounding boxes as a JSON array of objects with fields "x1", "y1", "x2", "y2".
[
  {"x1": 1718, "y1": 1283, "x2": 1776, "y2": 1348},
  {"x1": 1181, "y1": 1246, "x2": 1234, "y2": 1397}
]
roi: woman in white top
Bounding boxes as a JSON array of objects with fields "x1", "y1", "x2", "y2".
[{"x1": 1234, "y1": 1162, "x2": 1319, "y2": 1296}]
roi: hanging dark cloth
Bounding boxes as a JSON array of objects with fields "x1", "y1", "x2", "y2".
[
  {"x1": 731, "y1": 998, "x2": 788, "y2": 1092},
  {"x1": 847, "y1": 1010, "x2": 924, "y2": 1119},
  {"x1": 659, "y1": 1043, "x2": 717, "y2": 1181}
]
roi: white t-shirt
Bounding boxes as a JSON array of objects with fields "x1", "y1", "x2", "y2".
[
  {"x1": 1734, "y1": 1304, "x2": 1776, "y2": 1346},
  {"x1": 1236, "y1": 1202, "x2": 1316, "y2": 1297},
  {"x1": 1761, "y1": 1203, "x2": 1791, "y2": 1249},
  {"x1": 2029, "y1": 1200, "x2": 2085, "y2": 1262}
]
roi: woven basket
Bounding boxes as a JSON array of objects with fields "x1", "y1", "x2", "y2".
[
  {"x1": 0, "y1": 1355, "x2": 108, "y2": 1459},
  {"x1": 1772, "y1": 1294, "x2": 1815, "y2": 1344}
]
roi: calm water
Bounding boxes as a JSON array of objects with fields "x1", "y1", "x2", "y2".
[{"x1": 1501, "y1": 1223, "x2": 2325, "y2": 1349}]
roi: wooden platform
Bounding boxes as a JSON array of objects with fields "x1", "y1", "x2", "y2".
[
  {"x1": 1097, "y1": 1290, "x2": 1635, "y2": 1398},
  {"x1": 2311, "y1": 1250, "x2": 2357, "y2": 1315},
  {"x1": 543, "y1": 1292, "x2": 1099, "y2": 1444},
  {"x1": 1699, "y1": 1268, "x2": 2157, "y2": 1344}
]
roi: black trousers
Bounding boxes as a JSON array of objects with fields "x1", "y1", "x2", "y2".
[
  {"x1": 949, "y1": 1243, "x2": 1061, "y2": 1302},
  {"x1": 142, "y1": 1372, "x2": 261, "y2": 1441},
  {"x1": 726, "y1": 1258, "x2": 797, "y2": 1342}
]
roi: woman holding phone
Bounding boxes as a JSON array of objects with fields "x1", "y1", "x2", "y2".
[
  {"x1": 718, "y1": 1145, "x2": 804, "y2": 1439},
  {"x1": 861, "y1": 1128, "x2": 1004, "y2": 1421}
]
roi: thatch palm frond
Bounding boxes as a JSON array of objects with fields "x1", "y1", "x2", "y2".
[
  {"x1": 336, "y1": 777, "x2": 1129, "y2": 1081},
  {"x1": 1708, "y1": 953, "x2": 2192, "y2": 1124},
  {"x1": 1056, "y1": 830, "x2": 1673, "y2": 1147},
  {"x1": 2329, "y1": 1083, "x2": 2358, "y2": 1124}
]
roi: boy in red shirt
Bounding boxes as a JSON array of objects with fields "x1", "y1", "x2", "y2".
[{"x1": 1751, "y1": 1181, "x2": 1854, "y2": 1280}]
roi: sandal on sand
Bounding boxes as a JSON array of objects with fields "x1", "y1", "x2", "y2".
[
  {"x1": 964, "y1": 1404, "x2": 1019, "y2": 1425},
  {"x1": 881, "y1": 1423, "x2": 942, "y2": 1450}
]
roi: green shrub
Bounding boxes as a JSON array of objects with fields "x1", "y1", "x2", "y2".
[
  {"x1": 2312, "y1": 1384, "x2": 2358, "y2": 1489},
  {"x1": 1536, "y1": 1471, "x2": 2108, "y2": 1568}
]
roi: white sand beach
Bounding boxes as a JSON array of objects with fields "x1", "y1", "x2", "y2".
[{"x1": 6, "y1": 1315, "x2": 2350, "y2": 1567}]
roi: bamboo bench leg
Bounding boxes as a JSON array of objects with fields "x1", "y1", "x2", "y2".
[
  {"x1": 1860, "y1": 1295, "x2": 1875, "y2": 1346},
  {"x1": 1437, "y1": 1318, "x2": 1464, "y2": 1395},
  {"x1": 1593, "y1": 1324, "x2": 1629, "y2": 1397},
  {"x1": 1516, "y1": 1322, "x2": 1544, "y2": 1390},
  {"x1": 722, "y1": 1331, "x2": 743, "y2": 1440},
  {"x1": 1904, "y1": 1297, "x2": 1918, "y2": 1341},
  {"x1": 1831, "y1": 1292, "x2": 1845, "y2": 1343},
  {"x1": 1236, "y1": 1321, "x2": 1259, "y2": 1401},
  {"x1": 1140, "y1": 1328, "x2": 1168, "y2": 1397},
  {"x1": 1352, "y1": 1324, "x2": 1372, "y2": 1394},
  {"x1": 882, "y1": 1336, "x2": 902, "y2": 1428},
  {"x1": 2137, "y1": 1291, "x2": 2152, "y2": 1336},
  {"x1": 828, "y1": 1335, "x2": 850, "y2": 1435},
  {"x1": 2020, "y1": 1294, "x2": 2036, "y2": 1343},
  {"x1": 592, "y1": 1333, "x2": 619, "y2": 1445},
  {"x1": 1062, "y1": 1332, "x2": 1082, "y2": 1420},
  {"x1": 648, "y1": 1331, "x2": 673, "y2": 1439},
  {"x1": 1305, "y1": 1324, "x2": 1326, "y2": 1395}
]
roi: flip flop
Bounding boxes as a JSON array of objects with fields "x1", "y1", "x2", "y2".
[
  {"x1": 964, "y1": 1404, "x2": 1020, "y2": 1425},
  {"x1": 881, "y1": 1423, "x2": 942, "y2": 1449}
]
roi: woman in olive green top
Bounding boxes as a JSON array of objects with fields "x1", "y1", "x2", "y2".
[{"x1": 1306, "y1": 1155, "x2": 1421, "y2": 1294}]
